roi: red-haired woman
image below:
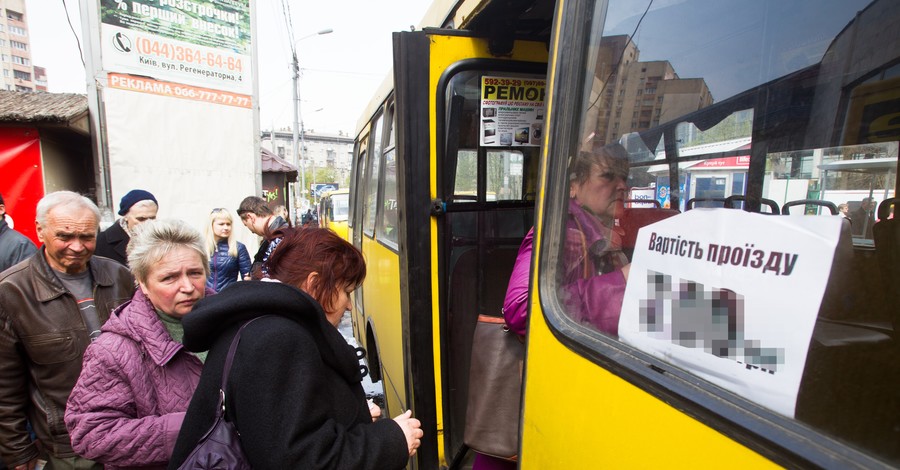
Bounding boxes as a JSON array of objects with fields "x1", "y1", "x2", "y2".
[{"x1": 169, "y1": 228, "x2": 423, "y2": 469}]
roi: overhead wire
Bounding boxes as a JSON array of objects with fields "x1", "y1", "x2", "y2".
[
  {"x1": 281, "y1": 0, "x2": 296, "y2": 55},
  {"x1": 61, "y1": 0, "x2": 85, "y2": 67},
  {"x1": 299, "y1": 67, "x2": 383, "y2": 77},
  {"x1": 586, "y1": 0, "x2": 653, "y2": 112}
]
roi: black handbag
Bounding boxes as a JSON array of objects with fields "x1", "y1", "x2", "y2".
[{"x1": 177, "y1": 318, "x2": 264, "y2": 470}]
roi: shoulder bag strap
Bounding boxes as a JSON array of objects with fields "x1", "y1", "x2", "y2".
[{"x1": 217, "y1": 316, "x2": 268, "y2": 418}]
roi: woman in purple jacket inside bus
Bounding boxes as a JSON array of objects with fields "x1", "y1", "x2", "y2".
[
  {"x1": 504, "y1": 144, "x2": 632, "y2": 338},
  {"x1": 560, "y1": 144, "x2": 631, "y2": 334},
  {"x1": 472, "y1": 145, "x2": 632, "y2": 470}
]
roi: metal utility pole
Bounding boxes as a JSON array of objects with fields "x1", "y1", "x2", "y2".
[
  {"x1": 291, "y1": 28, "x2": 332, "y2": 219},
  {"x1": 291, "y1": 52, "x2": 302, "y2": 218}
]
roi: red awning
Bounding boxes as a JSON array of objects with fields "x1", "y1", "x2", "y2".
[{"x1": 261, "y1": 148, "x2": 299, "y2": 179}]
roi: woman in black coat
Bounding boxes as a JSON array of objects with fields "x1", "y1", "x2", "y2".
[{"x1": 169, "y1": 228, "x2": 422, "y2": 469}]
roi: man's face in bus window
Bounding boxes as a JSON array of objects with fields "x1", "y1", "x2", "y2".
[{"x1": 570, "y1": 161, "x2": 628, "y2": 220}]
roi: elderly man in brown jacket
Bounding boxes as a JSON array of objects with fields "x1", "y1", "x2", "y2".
[{"x1": 0, "y1": 191, "x2": 134, "y2": 470}]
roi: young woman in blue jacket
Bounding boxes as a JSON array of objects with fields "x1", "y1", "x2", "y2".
[{"x1": 204, "y1": 208, "x2": 251, "y2": 292}]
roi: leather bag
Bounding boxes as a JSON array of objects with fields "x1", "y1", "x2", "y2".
[
  {"x1": 177, "y1": 318, "x2": 265, "y2": 470},
  {"x1": 464, "y1": 314, "x2": 524, "y2": 461}
]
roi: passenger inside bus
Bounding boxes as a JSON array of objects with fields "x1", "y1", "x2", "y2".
[
  {"x1": 467, "y1": 143, "x2": 659, "y2": 469},
  {"x1": 560, "y1": 145, "x2": 632, "y2": 335},
  {"x1": 850, "y1": 197, "x2": 876, "y2": 239}
]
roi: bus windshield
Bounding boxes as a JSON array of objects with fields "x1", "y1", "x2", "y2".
[{"x1": 331, "y1": 192, "x2": 349, "y2": 222}]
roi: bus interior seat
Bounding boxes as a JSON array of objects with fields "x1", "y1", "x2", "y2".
[
  {"x1": 796, "y1": 216, "x2": 899, "y2": 455},
  {"x1": 619, "y1": 207, "x2": 680, "y2": 260},
  {"x1": 782, "y1": 199, "x2": 838, "y2": 215},
  {"x1": 443, "y1": 208, "x2": 532, "y2": 458},
  {"x1": 872, "y1": 197, "x2": 899, "y2": 334},
  {"x1": 685, "y1": 197, "x2": 726, "y2": 210},
  {"x1": 812, "y1": 218, "x2": 892, "y2": 341},
  {"x1": 724, "y1": 194, "x2": 780, "y2": 214}
]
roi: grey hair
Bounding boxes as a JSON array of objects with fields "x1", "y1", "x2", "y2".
[
  {"x1": 35, "y1": 191, "x2": 100, "y2": 226},
  {"x1": 127, "y1": 199, "x2": 159, "y2": 213},
  {"x1": 127, "y1": 219, "x2": 209, "y2": 284}
]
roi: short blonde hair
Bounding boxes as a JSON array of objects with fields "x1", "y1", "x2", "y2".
[{"x1": 127, "y1": 219, "x2": 209, "y2": 284}]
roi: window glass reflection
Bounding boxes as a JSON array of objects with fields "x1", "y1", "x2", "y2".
[{"x1": 550, "y1": 0, "x2": 900, "y2": 463}]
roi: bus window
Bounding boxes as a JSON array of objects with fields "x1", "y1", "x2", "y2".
[
  {"x1": 766, "y1": 142, "x2": 898, "y2": 224},
  {"x1": 377, "y1": 105, "x2": 399, "y2": 247},
  {"x1": 331, "y1": 191, "x2": 349, "y2": 222},
  {"x1": 540, "y1": 0, "x2": 899, "y2": 464},
  {"x1": 364, "y1": 113, "x2": 384, "y2": 236},
  {"x1": 452, "y1": 150, "x2": 478, "y2": 202},
  {"x1": 351, "y1": 134, "x2": 368, "y2": 243},
  {"x1": 487, "y1": 150, "x2": 526, "y2": 201},
  {"x1": 445, "y1": 70, "x2": 543, "y2": 205}
]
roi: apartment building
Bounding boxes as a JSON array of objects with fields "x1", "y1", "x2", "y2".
[
  {"x1": 0, "y1": 0, "x2": 36, "y2": 91},
  {"x1": 261, "y1": 128, "x2": 355, "y2": 186},
  {"x1": 590, "y1": 35, "x2": 713, "y2": 148}
]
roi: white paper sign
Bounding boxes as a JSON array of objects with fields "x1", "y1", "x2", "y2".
[{"x1": 618, "y1": 209, "x2": 841, "y2": 417}]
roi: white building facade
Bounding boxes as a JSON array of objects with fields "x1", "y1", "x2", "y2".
[{"x1": 261, "y1": 128, "x2": 355, "y2": 189}]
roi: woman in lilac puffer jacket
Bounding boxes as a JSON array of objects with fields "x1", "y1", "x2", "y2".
[{"x1": 65, "y1": 219, "x2": 214, "y2": 470}]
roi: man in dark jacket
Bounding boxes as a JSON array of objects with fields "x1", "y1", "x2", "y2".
[
  {"x1": 850, "y1": 197, "x2": 876, "y2": 240},
  {"x1": 236, "y1": 196, "x2": 289, "y2": 277},
  {"x1": 0, "y1": 191, "x2": 135, "y2": 470},
  {"x1": 95, "y1": 189, "x2": 158, "y2": 266},
  {"x1": 0, "y1": 193, "x2": 36, "y2": 273}
]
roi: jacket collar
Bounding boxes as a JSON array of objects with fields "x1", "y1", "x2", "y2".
[
  {"x1": 30, "y1": 247, "x2": 119, "y2": 303},
  {"x1": 184, "y1": 281, "x2": 362, "y2": 384},
  {"x1": 104, "y1": 221, "x2": 130, "y2": 243},
  {"x1": 568, "y1": 198, "x2": 614, "y2": 239},
  {"x1": 107, "y1": 289, "x2": 186, "y2": 366}
]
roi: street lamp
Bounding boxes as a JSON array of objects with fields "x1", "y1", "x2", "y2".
[{"x1": 292, "y1": 28, "x2": 333, "y2": 218}]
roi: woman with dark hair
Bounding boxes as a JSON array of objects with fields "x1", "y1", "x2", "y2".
[{"x1": 169, "y1": 228, "x2": 422, "y2": 469}]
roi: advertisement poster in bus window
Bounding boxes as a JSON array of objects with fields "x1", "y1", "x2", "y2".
[
  {"x1": 618, "y1": 210, "x2": 841, "y2": 418},
  {"x1": 655, "y1": 176, "x2": 686, "y2": 210},
  {"x1": 99, "y1": 0, "x2": 252, "y2": 95},
  {"x1": 480, "y1": 76, "x2": 545, "y2": 147},
  {"x1": 628, "y1": 187, "x2": 657, "y2": 207}
]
